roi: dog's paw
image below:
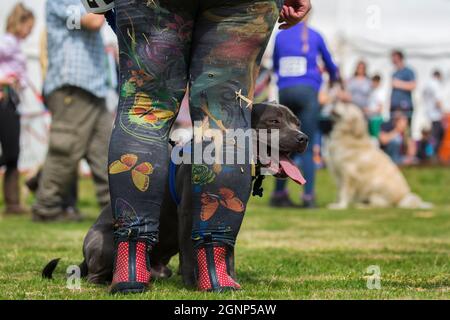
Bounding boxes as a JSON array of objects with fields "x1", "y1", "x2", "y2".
[
  {"x1": 327, "y1": 202, "x2": 348, "y2": 210},
  {"x1": 419, "y1": 202, "x2": 434, "y2": 210},
  {"x1": 354, "y1": 203, "x2": 371, "y2": 210},
  {"x1": 151, "y1": 264, "x2": 173, "y2": 279}
]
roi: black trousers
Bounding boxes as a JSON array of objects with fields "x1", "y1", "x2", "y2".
[{"x1": 0, "y1": 93, "x2": 20, "y2": 170}]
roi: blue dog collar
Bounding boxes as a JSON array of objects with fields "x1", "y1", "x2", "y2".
[
  {"x1": 168, "y1": 157, "x2": 180, "y2": 206},
  {"x1": 168, "y1": 143, "x2": 192, "y2": 206}
]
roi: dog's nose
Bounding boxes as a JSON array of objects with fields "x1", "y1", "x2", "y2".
[{"x1": 296, "y1": 133, "x2": 309, "y2": 146}]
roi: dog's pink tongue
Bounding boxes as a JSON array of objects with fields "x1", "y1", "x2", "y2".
[{"x1": 280, "y1": 155, "x2": 307, "y2": 185}]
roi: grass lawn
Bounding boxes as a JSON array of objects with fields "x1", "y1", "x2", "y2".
[{"x1": 0, "y1": 167, "x2": 449, "y2": 300}]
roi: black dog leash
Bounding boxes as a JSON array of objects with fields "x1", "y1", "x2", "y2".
[
  {"x1": 251, "y1": 162, "x2": 265, "y2": 198},
  {"x1": 252, "y1": 174, "x2": 265, "y2": 198}
]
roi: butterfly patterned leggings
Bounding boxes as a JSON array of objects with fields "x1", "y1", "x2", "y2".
[{"x1": 109, "y1": 0, "x2": 282, "y2": 247}]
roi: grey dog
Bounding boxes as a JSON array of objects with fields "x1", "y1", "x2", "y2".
[{"x1": 42, "y1": 102, "x2": 308, "y2": 287}]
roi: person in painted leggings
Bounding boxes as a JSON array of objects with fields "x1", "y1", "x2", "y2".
[
  {"x1": 271, "y1": 15, "x2": 338, "y2": 209},
  {"x1": 82, "y1": 0, "x2": 311, "y2": 293}
]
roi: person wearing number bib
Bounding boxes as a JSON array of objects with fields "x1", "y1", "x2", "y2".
[{"x1": 272, "y1": 17, "x2": 338, "y2": 209}]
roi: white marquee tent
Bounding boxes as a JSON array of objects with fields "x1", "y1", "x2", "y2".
[{"x1": 1, "y1": 0, "x2": 450, "y2": 170}]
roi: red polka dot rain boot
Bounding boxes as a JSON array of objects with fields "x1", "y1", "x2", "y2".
[
  {"x1": 196, "y1": 243, "x2": 241, "y2": 292},
  {"x1": 110, "y1": 240, "x2": 151, "y2": 294}
]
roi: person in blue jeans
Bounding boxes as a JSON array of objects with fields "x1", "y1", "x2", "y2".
[{"x1": 272, "y1": 17, "x2": 338, "y2": 208}]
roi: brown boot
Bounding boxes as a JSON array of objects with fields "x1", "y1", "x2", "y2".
[{"x1": 3, "y1": 168, "x2": 29, "y2": 215}]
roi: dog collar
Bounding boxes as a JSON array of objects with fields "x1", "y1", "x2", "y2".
[
  {"x1": 168, "y1": 142, "x2": 264, "y2": 205},
  {"x1": 168, "y1": 140, "x2": 190, "y2": 206}
]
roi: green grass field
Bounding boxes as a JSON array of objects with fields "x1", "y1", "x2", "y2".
[{"x1": 0, "y1": 167, "x2": 449, "y2": 300}]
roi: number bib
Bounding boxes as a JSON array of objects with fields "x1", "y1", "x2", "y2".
[{"x1": 279, "y1": 56, "x2": 307, "y2": 77}]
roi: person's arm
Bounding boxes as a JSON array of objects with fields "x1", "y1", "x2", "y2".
[
  {"x1": 337, "y1": 88, "x2": 352, "y2": 103},
  {"x1": 380, "y1": 118, "x2": 407, "y2": 145},
  {"x1": 379, "y1": 129, "x2": 396, "y2": 146},
  {"x1": 279, "y1": 0, "x2": 312, "y2": 30},
  {"x1": 392, "y1": 69, "x2": 416, "y2": 92},
  {"x1": 0, "y1": 34, "x2": 16, "y2": 59},
  {"x1": 392, "y1": 79, "x2": 417, "y2": 91},
  {"x1": 318, "y1": 36, "x2": 338, "y2": 82},
  {"x1": 0, "y1": 77, "x2": 16, "y2": 86},
  {"x1": 80, "y1": 13, "x2": 105, "y2": 31}
]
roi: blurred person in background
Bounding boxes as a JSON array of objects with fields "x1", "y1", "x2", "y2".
[
  {"x1": 32, "y1": 0, "x2": 112, "y2": 222},
  {"x1": 25, "y1": 27, "x2": 80, "y2": 215},
  {"x1": 423, "y1": 70, "x2": 445, "y2": 159},
  {"x1": 379, "y1": 111, "x2": 416, "y2": 165},
  {"x1": 0, "y1": 3, "x2": 35, "y2": 215},
  {"x1": 366, "y1": 74, "x2": 384, "y2": 139},
  {"x1": 272, "y1": 14, "x2": 338, "y2": 208},
  {"x1": 416, "y1": 127, "x2": 434, "y2": 163},
  {"x1": 390, "y1": 50, "x2": 417, "y2": 123},
  {"x1": 347, "y1": 60, "x2": 371, "y2": 112}
]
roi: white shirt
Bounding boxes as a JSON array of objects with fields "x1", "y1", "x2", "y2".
[
  {"x1": 423, "y1": 78, "x2": 444, "y2": 122},
  {"x1": 367, "y1": 87, "x2": 384, "y2": 116}
]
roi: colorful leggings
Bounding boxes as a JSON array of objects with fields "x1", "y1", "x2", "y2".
[{"x1": 109, "y1": 0, "x2": 281, "y2": 247}]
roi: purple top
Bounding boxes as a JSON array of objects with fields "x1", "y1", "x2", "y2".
[
  {"x1": 0, "y1": 33, "x2": 27, "y2": 88},
  {"x1": 273, "y1": 23, "x2": 338, "y2": 92}
]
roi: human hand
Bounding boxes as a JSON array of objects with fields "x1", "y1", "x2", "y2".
[
  {"x1": 279, "y1": 0, "x2": 312, "y2": 30},
  {"x1": 0, "y1": 75, "x2": 17, "y2": 86},
  {"x1": 392, "y1": 79, "x2": 401, "y2": 88}
]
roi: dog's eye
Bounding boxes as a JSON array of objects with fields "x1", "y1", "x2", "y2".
[{"x1": 268, "y1": 119, "x2": 280, "y2": 124}]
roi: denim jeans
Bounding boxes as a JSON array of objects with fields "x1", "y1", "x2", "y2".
[
  {"x1": 274, "y1": 85, "x2": 319, "y2": 199},
  {"x1": 384, "y1": 136, "x2": 403, "y2": 164},
  {"x1": 110, "y1": 0, "x2": 282, "y2": 246}
]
